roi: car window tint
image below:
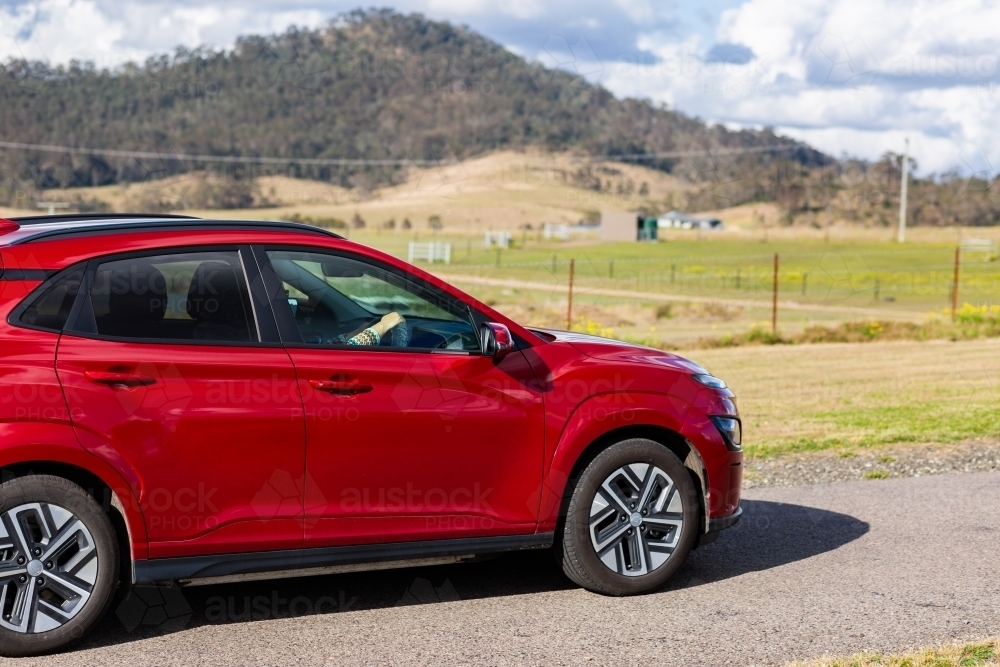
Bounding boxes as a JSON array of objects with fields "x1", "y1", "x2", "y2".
[
  {"x1": 266, "y1": 250, "x2": 479, "y2": 351},
  {"x1": 87, "y1": 251, "x2": 257, "y2": 343},
  {"x1": 18, "y1": 267, "x2": 85, "y2": 331}
]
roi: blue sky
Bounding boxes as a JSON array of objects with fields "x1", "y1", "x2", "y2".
[{"x1": 2, "y1": 0, "x2": 999, "y2": 177}]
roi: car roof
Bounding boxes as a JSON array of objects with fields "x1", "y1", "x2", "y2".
[{"x1": 0, "y1": 213, "x2": 343, "y2": 246}]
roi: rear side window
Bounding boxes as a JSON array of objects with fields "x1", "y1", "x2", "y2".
[
  {"x1": 18, "y1": 268, "x2": 85, "y2": 332},
  {"x1": 75, "y1": 251, "x2": 258, "y2": 343}
]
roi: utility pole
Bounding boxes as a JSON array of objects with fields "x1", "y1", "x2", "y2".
[{"x1": 898, "y1": 137, "x2": 909, "y2": 243}]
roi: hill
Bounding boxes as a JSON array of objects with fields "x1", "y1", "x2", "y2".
[
  {"x1": 3, "y1": 9, "x2": 998, "y2": 228},
  {"x1": 0, "y1": 9, "x2": 824, "y2": 203}
]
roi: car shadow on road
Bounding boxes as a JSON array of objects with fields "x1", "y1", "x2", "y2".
[
  {"x1": 82, "y1": 499, "x2": 867, "y2": 649},
  {"x1": 669, "y1": 498, "x2": 870, "y2": 590}
]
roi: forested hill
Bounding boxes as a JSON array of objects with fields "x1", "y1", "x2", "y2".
[{"x1": 0, "y1": 8, "x2": 827, "y2": 193}]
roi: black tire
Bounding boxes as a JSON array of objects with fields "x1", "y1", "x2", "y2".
[
  {"x1": 560, "y1": 438, "x2": 699, "y2": 596},
  {"x1": 0, "y1": 475, "x2": 119, "y2": 657}
]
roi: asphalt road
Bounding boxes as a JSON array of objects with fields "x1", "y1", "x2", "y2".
[{"x1": 10, "y1": 471, "x2": 1000, "y2": 666}]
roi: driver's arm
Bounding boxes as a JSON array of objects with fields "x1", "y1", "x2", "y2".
[{"x1": 346, "y1": 312, "x2": 404, "y2": 346}]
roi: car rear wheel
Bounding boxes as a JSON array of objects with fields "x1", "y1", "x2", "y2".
[
  {"x1": 560, "y1": 438, "x2": 699, "y2": 596},
  {"x1": 0, "y1": 475, "x2": 119, "y2": 656}
]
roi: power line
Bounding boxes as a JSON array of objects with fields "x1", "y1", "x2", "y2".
[{"x1": 0, "y1": 139, "x2": 803, "y2": 167}]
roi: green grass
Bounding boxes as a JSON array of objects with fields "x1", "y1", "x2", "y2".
[
  {"x1": 357, "y1": 233, "x2": 1000, "y2": 314},
  {"x1": 653, "y1": 313, "x2": 1000, "y2": 350},
  {"x1": 346, "y1": 230, "x2": 1000, "y2": 347},
  {"x1": 685, "y1": 338, "x2": 1000, "y2": 459},
  {"x1": 788, "y1": 638, "x2": 998, "y2": 666},
  {"x1": 743, "y1": 402, "x2": 1000, "y2": 459}
]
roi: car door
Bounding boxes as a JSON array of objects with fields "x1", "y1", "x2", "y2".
[
  {"x1": 254, "y1": 246, "x2": 545, "y2": 548},
  {"x1": 55, "y1": 246, "x2": 306, "y2": 559}
]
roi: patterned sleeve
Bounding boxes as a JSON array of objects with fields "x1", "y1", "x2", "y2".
[{"x1": 347, "y1": 327, "x2": 381, "y2": 346}]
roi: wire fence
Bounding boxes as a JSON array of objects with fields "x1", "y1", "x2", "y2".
[{"x1": 425, "y1": 248, "x2": 1000, "y2": 311}]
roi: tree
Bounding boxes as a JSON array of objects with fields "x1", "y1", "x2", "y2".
[{"x1": 428, "y1": 214, "x2": 442, "y2": 231}]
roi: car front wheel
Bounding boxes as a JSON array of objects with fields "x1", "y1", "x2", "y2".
[
  {"x1": 560, "y1": 438, "x2": 700, "y2": 596},
  {"x1": 0, "y1": 475, "x2": 119, "y2": 657}
]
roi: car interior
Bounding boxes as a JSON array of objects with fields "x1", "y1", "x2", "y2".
[
  {"x1": 88, "y1": 253, "x2": 255, "y2": 342},
  {"x1": 266, "y1": 252, "x2": 481, "y2": 351}
]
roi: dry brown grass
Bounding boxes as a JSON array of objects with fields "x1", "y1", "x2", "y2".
[
  {"x1": 9, "y1": 150, "x2": 1000, "y2": 246},
  {"x1": 12, "y1": 150, "x2": 686, "y2": 231},
  {"x1": 786, "y1": 637, "x2": 999, "y2": 666}
]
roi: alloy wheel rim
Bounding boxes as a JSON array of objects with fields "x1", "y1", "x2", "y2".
[
  {"x1": 0, "y1": 503, "x2": 98, "y2": 633},
  {"x1": 589, "y1": 463, "x2": 683, "y2": 577}
]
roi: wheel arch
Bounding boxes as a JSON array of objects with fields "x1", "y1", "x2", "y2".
[
  {"x1": 0, "y1": 460, "x2": 139, "y2": 587},
  {"x1": 0, "y1": 433, "x2": 148, "y2": 563},
  {"x1": 545, "y1": 422, "x2": 709, "y2": 540}
]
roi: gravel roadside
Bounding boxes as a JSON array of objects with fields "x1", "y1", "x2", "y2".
[{"x1": 744, "y1": 440, "x2": 1000, "y2": 489}]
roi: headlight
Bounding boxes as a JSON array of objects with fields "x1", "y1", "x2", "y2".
[
  {"x1": 710, "y1": 416, "x2": 742, "y2": 451},
  {"x1": 692, "y1": 373, "x2": 727, "y2": 389}
]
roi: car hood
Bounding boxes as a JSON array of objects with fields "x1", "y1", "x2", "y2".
[{"x1": 528, "y1": 328, "x2": 709, "y2": 375}]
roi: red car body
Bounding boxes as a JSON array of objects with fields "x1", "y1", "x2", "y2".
[{"x1": 0, "y1": 216, "x2": 741, "y2": 582}]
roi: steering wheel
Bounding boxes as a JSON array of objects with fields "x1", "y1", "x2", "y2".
[
  {"x1": 437, "y1": 332, "x2": 466, "y2": 350},
  {"x1": 387, "y1": 316, "x2": 408, "y2": 347}
]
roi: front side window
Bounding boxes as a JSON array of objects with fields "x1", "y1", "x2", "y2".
[
  {"x1": 266, "y1": 250, "x2": 479, "y2": 351},
  {"x1": 79, "y1": 250, "x2": 257, "y2": 343}
]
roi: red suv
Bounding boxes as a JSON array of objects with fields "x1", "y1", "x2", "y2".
[{"x1": 0, "y1": 214, "x2": 742, "y2": 655}]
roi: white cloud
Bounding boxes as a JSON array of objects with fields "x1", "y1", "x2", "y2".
[
  {"x1": 595, "y1": 0, "x2": 1000, "y2": 176},
  {"x1": 427, "y1": 0, "x2": 544, "y2": 20},
  {"x1": 0, "y1": 0, "x2": 329, "y2": 66}
]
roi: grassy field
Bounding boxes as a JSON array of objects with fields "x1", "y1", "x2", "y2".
[
  {"x1": 6, "y1": 163, "x2": 1000, "y2": 457},
  {"x1": 346, "y1": 229, "x2": 1000, "y2": 346},
  {"x1": 683, "y1": 338, "x2": 1000, "y2": 458},
  {"x1": 6, "y1": 151, "x2": 1000, "y2": 346},
  {"x1": 788, "y1": 637, "x2": 998, "y2": 667}
]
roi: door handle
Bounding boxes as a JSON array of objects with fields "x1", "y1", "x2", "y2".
[
  {"x1": 84, "y1": 371, "x2": 158, "y2": 389},
  {"x1": 309, "y1": 379, "x2": 373, "y2": 395}
]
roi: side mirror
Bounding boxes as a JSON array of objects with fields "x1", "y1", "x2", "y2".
[{"x1": 480, "y1": 322, "x2": 515, "y2": 361}]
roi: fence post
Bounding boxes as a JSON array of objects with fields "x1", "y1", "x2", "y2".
[
  {"x1": 567, "y1": 259, "x2": 575, "y2": 331},
  {"x1": 772, "y1": 253, "x2": 779, "y2": 334},
  {"x1": 951, "y1": 246, "x2": 961, "y2": 321}
]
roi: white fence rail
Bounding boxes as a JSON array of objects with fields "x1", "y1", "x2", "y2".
[
  {"x1": 484, "y1": 231, "x2": 512, "y2": 249},
  {"x1": 961, "y1": 238, "x2": 998, "y2": 262},
  {"x1": 407, "y1": 242, "x2": 452, "y2": 264}
]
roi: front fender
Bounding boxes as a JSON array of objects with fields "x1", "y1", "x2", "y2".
[
  {"x1": 537, "y1": 392, "x2": 732, "y2": 531},
  {"x1": 0, "y1": 422, "x2": 149, "y2": 559}
]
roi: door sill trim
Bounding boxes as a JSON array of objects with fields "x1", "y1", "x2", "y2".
[{"x1": 133, "y1": 533, "x2": 554, "y2": 584}]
